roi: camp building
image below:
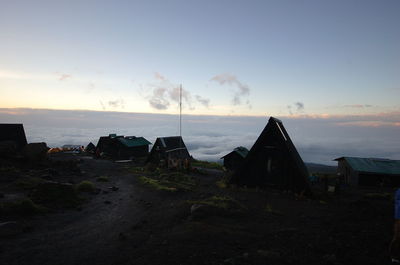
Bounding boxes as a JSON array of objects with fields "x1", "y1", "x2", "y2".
[
  {"x1": 232, "y1": 117, "x2": 311, "y2": 195},
  {"x1": 0, "y1": 123, "x2": 28, "y2": 151},
  {"x1": 334, "y1": 156, "x2": 400, "y2": 186},
  {"x1": 221, "y1": 146, "x2": 249, "y2": 171},
  {"x1": 96, "y1": 134, "x2": 151, "y2": 159},
  {"x1": 147, "y1": 136, "x2": 190, "y2": 164}
]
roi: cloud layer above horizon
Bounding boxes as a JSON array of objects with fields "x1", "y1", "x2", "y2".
[{"x1": 1, "y1": 108, "x2": 399, "y2": 165}]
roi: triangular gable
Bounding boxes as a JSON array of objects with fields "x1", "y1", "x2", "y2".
[
  {"x1": 0, "y1": 123, "x2": 28, "y2": 150},
  {"x1": 233, "y1": 117, "x2": 311, "y2": 195}
]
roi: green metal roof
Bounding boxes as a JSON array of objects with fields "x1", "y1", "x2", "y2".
[
  {"x1": 335, "y1": 157, "x2": 400, "y2": 175},
  {"x1": 234, "y1": 146, "x2": 249, "y2": 158},
  {"x1": 117, "y1": 137, "x2": 151, "y2": 147}
]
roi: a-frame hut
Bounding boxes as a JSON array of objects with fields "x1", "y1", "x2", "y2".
[
  {"x1": 147, "y1": 136, "x2": 190, "y2": 164},
  {"x1": 232, "y1": 117, "x2": 311, "y2": 195},
  {"x1": 0, "y1": 123, "x2": 28, "y2": 151}
]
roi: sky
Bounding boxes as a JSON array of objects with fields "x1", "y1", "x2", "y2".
[
  {"x1": 1, "y1": 0, "x2": 399, "y2": 116},
  {"x1": 0, "y1": 1, "x2": 399, "y2": 164}
]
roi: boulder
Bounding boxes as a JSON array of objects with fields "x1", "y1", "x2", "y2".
[{"x1": 0, "y1": 221, "x2": 21, "y2": 237}]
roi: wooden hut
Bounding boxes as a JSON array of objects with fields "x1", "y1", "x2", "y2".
[
  {"x1": 96, "y1": 134, "x2": 151, "y2": 159},
  {"x1": 334, "y1": 156, "x2": 400, "y2": 186},
  {"x1": 232, "y1": 117, "x2": 311, "y2": 195},
  {"x1": 147, "y1": 136, "x2": 190, "y2": 167},
  {"x1": 221, "y1": 146, "x2": 249, "y2": 171},
  {"x1": 0, "y1": 123, "x2": 28, "y2": 152}
]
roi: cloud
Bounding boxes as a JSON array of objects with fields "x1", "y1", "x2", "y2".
[
  {"x1": 1, "y1": 108, "x2": 400, "y2": 165},
  {"x1": 154, "y1": 72, "x2": 167, "y2": 81},
  {"x1": 344, "y1": 104, "x2": 373, "y2": 108},
  {"x1": 58, "y1": 74, "x2": 71, "y2": 81},
  {"x1": 287, "y1": 102, "x2": 305, "y2": 115},
  {"x1": 108, "y1": 99, "x2": 125, "y2": 109},
  {"x1": 295, "y1": 102, "x2": 304, "y2": 111},
  {"x1": 195, "y1": 95, "x2": 210, "y2": 108},
  {"x1": 146, "y1": 73, "x2": 208, "y2": 111},
  {"x1": 99, "y1": 101, "x2": 106, "y2": 110},
  {"x1": 210, "y1": 73, "x2": 250, "y2": 107}
]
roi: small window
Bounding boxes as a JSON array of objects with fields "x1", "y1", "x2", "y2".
[{"x1": 267, "y1": 157, "x2": 272, "y2": 173}]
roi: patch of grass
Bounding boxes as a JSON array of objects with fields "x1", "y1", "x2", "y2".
[
  {"x1": 31, "y1": 182, "x2": 82, "y2": 208},
  {"x1": 129, "y1": 166, "x2": 145, "y2": 174},
  {"x1": 188, "y1": 195, "x2": 247, "y2": 211},
  {"x1": 137, "y1": 175, "x2": 177, "y2": 192},
  {"x1": 96, "y1": 176, "x2": 109, "y2": 182},
  {"x1": 138, "y1": 172, "x2": 196, "y2": 192},
  {"x1": 191, "y1": 160, "x2": 223, "y2": 170},
  {"x1": 0, "y1": 198, "x2": 47, "y2": 215},
  {"x1": 0, "y1": 166, "x2": 19, "y2": 173},
  {"x1": 364, "y1": 192, "x2": 392, "y2": 200},
  {"x1": 265, "y1": 203, "x2": 283, "y2": 215},
  {"x1": 76, "y1": 180, "x2": 96, "y2": 192},
  {"x1": 15, "y1": 177, "x2": 45, "y2": 190},
  {"x1": 216, "y1": 172, "x2": 233, "y2": 189}
]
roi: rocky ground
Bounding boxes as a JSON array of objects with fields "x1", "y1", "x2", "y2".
[{"x1": 0, "y1": 153, "x2": 395, "y2": 265}]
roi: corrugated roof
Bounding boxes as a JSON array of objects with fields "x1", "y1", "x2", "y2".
[
  {"x1": 335, "y1": 157, "x2": 400, "y2": 175},
  {"x1": 233, "y1": 146, "x2": 249, "y2": 158},
  {"x1": 117, "y1": 137, "x2": 151, "y2": 147}
]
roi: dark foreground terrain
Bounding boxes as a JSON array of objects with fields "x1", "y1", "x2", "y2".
[{"x1": 0, "y1": 153, "x2": 394, "y2": 265}]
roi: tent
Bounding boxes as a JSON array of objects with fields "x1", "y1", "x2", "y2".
[{"x1": 232, "y1": 117, "x2": 311, "y2": 195}]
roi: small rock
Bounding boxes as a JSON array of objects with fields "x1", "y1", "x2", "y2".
[
  {"x1": 102, "y1": 190, "x2": 109, "y2": 194},
  {"x1": 109, "y1": 186, "x2": 119, "y2": 191},
  {"x1": 104, "y1": 200, "x2": 112, "y2": 204},
  {"x1": 0, "y1": 221, "x2": 21, "y2": 237},
  {"x1": 0, "y1": 193, "x2": 5, "y2": 198},
  {"x1": 119, "y1": 232, "x2": 127, "y2": 240}
]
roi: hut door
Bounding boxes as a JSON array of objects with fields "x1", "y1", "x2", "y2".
[{"x1": 263, "y1": 147, "x2": 283, "y2": 187}]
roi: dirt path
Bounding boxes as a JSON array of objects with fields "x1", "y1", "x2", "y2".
[
  {"x1": 1, "y1": 157, "x2": 158, "y2": 265},
  {"x1": 0, "y1": 155, "x2": 395, "y2": 265}
]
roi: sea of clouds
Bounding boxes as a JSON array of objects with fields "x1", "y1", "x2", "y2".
[{"x1": 1, "y1": 108, "x2": 400, "y2": 165}]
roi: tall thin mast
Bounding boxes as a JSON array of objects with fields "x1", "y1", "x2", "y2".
[{"x1": 179, "y1": 84, "x2": 182, "y2": 138}]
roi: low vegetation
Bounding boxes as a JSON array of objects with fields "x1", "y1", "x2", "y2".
[
  {"x1": 363, "y1": 192, "x2": 393, "y2": 200},
  {"x1": 0, "y1": 198, "x2": 47, "y2": 215},
  {"x1": 137, "y1": 172, "x2": 196, "y2": 192},
  {"x1": 15, "y1": 177, "x2": 45, "y2": 190},
  {"x1": 76, "y1": 180, "x2": 96, "y2": 192},
  {"x1": 265, "y1": 203, "x2": 284, "y2": 215},
  {"x1": 191, "y1": 160, "x2": 223, "y2": 170},
  {"x1": 188, "y1": 195, "x2": 247, "y2": 212},
  {"x1": 96, "y1": 176, "x2": 109, "y2": 182}
]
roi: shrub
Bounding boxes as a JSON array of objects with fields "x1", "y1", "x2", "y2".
[
  {"x1": 15, "y1": 177, "x2": 45, "y2": 190},
  {"x1": 96, "y1": 176, "x2": 109, "y2": 182},
  {"x1": 76, "y1": 180, "x2": 96, "y2": 192},
  {"x1": 0, "y1": 198, "x2": 47, "y2": 215}
]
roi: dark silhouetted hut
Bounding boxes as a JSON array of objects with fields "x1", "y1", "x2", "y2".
[
  {"x1": 96, "y1": 134, "x2": 151, "y2": 159},
  {"x1": 221, "y1": 146, "x2": 249, "y2": 171},
  {"x1": 0, "y1": 123, "x2": 28, "y2": 151},
  {"x1": 232, "y1": 117, "x2": 311, "y2": 195},
  {"x1": 85, "y1": 142, "x2": 96, "y2": 153},
  {"x1": 334, "y1": 156, "x2": 400, "y2": 186},
  {"x1": 147, "y1": 136, "x2": 190, "y2": 164}
]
